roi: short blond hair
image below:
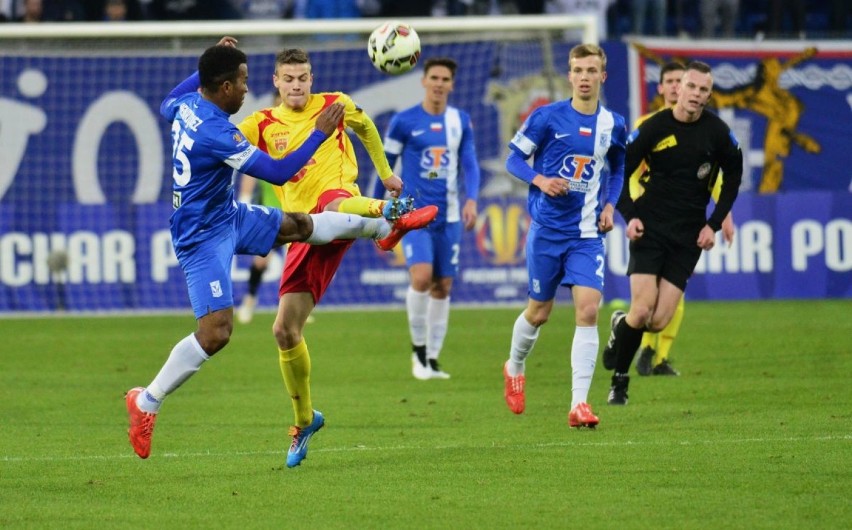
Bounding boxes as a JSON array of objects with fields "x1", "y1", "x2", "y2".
[{"x1": 569, "y1": 43, "x2": 607, "y2": 71}]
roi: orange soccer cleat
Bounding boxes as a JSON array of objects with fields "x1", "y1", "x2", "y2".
[
  {"x1": 503, "y1": 362, "x2": 526, "y2": 414},
  {"x1": 568, "y1": 402, "x2": 600, "y2": 429},
  {"x1": 125, "y1": 387, "x2": 158, "y2": 459},
  {"x1": 375, "y1": 205, "x2": 438, "y2": 251}
]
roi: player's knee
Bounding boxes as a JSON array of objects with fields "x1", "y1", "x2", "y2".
[
  {"x1": 645, "y1": 321, "x2": 665, "y2": 333},
  {"x1": 629, "y1": 305, "x2": 654, "y2": 327},
  {"x1": 272, "y1": 320, "x2": 301, "y2": 349},
  {"x1": 281, "y1": 212, "x2": 313, "y2": 241},
  {"x1": 646, "y1": 314, "x2": 671, "y2": 333},
  {"x1": 525, "y1": 308, "x2": 550, "y2": 327},
  {"x1": 575, "y1": 303, "x2": 599, "y2": 326},
  {"x1": 430, "y1": 283, "x2": 450, "y2": 299},
  {"x1": 198, "y1": 327, "x2": 231, "y2": 354}
]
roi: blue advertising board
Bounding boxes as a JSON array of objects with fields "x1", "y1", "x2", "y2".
[{"x1": 0, "y1": 39, "x2": 849, "y2": 312}]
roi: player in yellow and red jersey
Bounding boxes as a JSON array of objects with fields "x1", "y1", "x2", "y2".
[{"x1": 238, "y1": 48, "x2": 436, "y2": 468}]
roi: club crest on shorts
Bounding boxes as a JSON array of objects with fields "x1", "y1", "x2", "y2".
[
  {"x1": 696, "y1": 162, "x2": 712, "y2": 180},
  {"x1": 210, "y1": 280, "x2": 223, "y2": 298}
]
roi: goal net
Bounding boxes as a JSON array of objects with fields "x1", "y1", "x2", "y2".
[{"x1": 0, "y1": 15, "x2": 597, "y2": 313}]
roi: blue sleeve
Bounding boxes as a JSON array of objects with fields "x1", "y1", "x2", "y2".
[
  {"x1": 384, "y1": 152, "x2": 399, "y2": 170},
  {"x1": 506, "y1": 149, "x2": 538, "y2": 185},
  {"x1": 242, "y1": 130, "x2": 328, "y2": 186},
  {"x1": 372, "y1": 173, "x2": 389, "y2": 198},
  {"x1": 460, "y1": 119, "x2": 481, "y2": 202},
  {"x1": 160, "y1": 71, "x2": 200, "y2": 119},
  {"x1": 605, "y1": 121, "x2": 627, "y2": 207},
  {"x1": 383, "y1": 112, "x2": 404, "y2": 169}
]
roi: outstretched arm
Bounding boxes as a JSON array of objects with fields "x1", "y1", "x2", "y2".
[{"x1": 160, "y1": 37, "x2": 239, "y2": 118}]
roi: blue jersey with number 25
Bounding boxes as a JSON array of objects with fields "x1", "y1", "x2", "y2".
[{"x1": 162, "y1": 91, "x2": 264, "y2": 251}]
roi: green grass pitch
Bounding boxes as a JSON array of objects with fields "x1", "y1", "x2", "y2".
[{"x1": 1, "y1": 300, "x2": 850, "y2": 529}]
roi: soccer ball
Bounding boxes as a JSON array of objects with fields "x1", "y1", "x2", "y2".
[{"x1": 367, "y1": 21, "x2": 421, "y2": 75}]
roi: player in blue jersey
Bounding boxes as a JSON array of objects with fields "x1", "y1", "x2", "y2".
[
  {"x1": 383, "y1": 57, "x2": 481, "y2": 380},
  {"x1": 124, "y1": 37, "x2": 412, "y2": 460},
  {"x1": 501, "y1": 43, "x2": 627, "y2": 428}
]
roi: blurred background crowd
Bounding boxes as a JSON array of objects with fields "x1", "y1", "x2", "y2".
[{"x1": 1, "y1": 0, "x2": 850, "y2": 40}]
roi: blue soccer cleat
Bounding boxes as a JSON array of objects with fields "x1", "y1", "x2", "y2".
[
  {"x1": 286, "y1": 410, "x2": 325, "y2": 468},
  {"x1": 381, "y1": 196, "x2": 415, "y2": 221}
]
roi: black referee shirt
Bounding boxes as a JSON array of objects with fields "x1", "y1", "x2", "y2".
[{"x1": 617, "y1": 108, "x2": 743, "y2": 245}]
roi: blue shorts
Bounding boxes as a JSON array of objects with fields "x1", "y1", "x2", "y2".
[
  {"x1": 526, "y1": 222, "x2": 605, "y2": 301},
  {"x1": 401, "y1": 221, "x2": 462, "y2": 279},
  {"x1": 176, "y1": 202, "x2": 283, "y2": 319}
]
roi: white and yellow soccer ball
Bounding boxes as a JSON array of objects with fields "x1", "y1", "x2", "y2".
[{"x1": 367, "y1": 21, "x2": 421, "y2": 75}]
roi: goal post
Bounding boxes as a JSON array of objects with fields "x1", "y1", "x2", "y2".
[
  {"x1": 0, "y1": 15, "x2": 598, "y2": 42},
  {"x1": 0, "y1": 15, "x2": 598, "y2": 314}
]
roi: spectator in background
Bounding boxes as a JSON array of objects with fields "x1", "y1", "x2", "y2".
[
  {"x1": 514, "y1": 0, "x2": 544, "y2": 14},
  {"x1": 828, "y1": 0, "x2": 851, "y2": 36},
  {"x1": 103, "y1": 0, "x2": 127, "y2": 20},
  {"x1": 445, "y1": 0, "x2": 473, "y2": 15},
  {"x1": 0, "y1": 0, "x2": 12, "y2": 21},
  {"x1": 700, "y1": 0, "x2": 739, "y2": 38},
  {"x1": 379, "y1": 0, "x2": 432, "y2": 17},
  {"x1": 237, "y1": 0, "x2": 292, "y2": 47},
  {"x1": 767, "y1": 0, "x2": 806, "y2": 38},
  {"x1": 238, "y1": 0, "x2": 292, "y2": 19},
  {"x1": 93, "y1": 0, "x2": 145, "y2": 21},
  {"x1": 49, "y1": 0, "x2": 86, "y2": 20},
  {"x1": 294, "y1": 0, "x2": 359, "y2": 19},
  {"x1": 548, "y1": 0, "x2": 614, "y2": 41},
  {"x1": 15, "y1": 0, "x2": 43, "y2": 21},
  {"x1": 632, "y1": 0, "x2": 666, "y2": 35},
  {"x1": 142, "y1": 0, "x2": 239, "y2": 20}
]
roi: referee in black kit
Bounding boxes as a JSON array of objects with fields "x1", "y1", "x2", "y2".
[{"x1": 603, "y1": 61, "x2": 744, "y2": 405}]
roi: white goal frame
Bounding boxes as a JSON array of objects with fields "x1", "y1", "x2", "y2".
[{"x1": 0, "y1": 14, "x2": 598, "y2": 44}]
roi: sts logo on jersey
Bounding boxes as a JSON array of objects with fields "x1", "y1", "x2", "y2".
[
  {"x1": 420, "y1": 146, "x2": 449, "y2": 179},
  {"x1": 559, "y1": 155, "x2": 596, "y2": 193}
]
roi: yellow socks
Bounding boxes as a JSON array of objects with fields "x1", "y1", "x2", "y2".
[
  {"x1": 640, "y1": 331, "x2": 656, "y2": 351},
  {"x1": 337, "y1": 196, "x2": 385, "y2": 218},
  {"x1": 654, "y1": 298, "x2": 685, "y2": 365},
  {"x1": 279, "y1": 339, "x2": 313, "y2": 427}
]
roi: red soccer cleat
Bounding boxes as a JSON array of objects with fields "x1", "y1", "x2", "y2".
[
  {"x1": 125, "y1": 387, "x2": 157, "y2": 459},
  {"x1": 568, "y1": 402, "x2": 600, "y2": 429},
  {"x1": 375, "y1": 205, "x2": 438, "y2": 251},
  {"x1": 503, "y1": 362, "x2": 526, "y2": 414}
]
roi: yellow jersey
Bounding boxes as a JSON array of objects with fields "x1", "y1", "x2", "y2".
[{"x1": 238, "y1": 92, "x2": 393, "y2": 213}]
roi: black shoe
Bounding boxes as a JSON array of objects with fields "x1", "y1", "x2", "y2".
[
  {"x1": 602, "y1": 310, "x2": 625, "y2": 370},
  {"x1": 652, "y1": 359, "x2": 680, "y2": 376},
  {"x1": 636, "y1": 346, "x2": 655, "y2": 376},
  {"x1": 428, "y1": 358, "x2": 450, "y2": 379},
  {"x1": 607, "y1": 373, "x2": 629, "y2": 405}
]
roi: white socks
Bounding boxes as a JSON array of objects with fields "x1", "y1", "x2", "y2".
[
  {"x1": 137, "y1": 333, "x2": 209, "y2": 413},
  {"x1": 426, "y1": 296, "x2": 450, "y2": 361},
  {"x1": 571, "y1": 326, "x2": 598, "y2": 408},
  {"x1": 406, "y1": 287, "x2": 429, "y2": 347},
  {"x1": 507, "y1": 312, "x2": 539, "y2": 376},
  {"x1": 406, "y1": 287, "x2": 450, "y2": 361},
  {"x1": 306, "y1": 212, "x2": 390, "y2": 244}
]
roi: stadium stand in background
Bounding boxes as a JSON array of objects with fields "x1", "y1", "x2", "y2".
[{"x1": 0, "y1": 0, "x2": 849, "y2": 39}]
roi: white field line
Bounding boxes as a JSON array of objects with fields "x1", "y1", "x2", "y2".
[{"x1": 2, "y1": 434, "x2": 850, "y2": 463}]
